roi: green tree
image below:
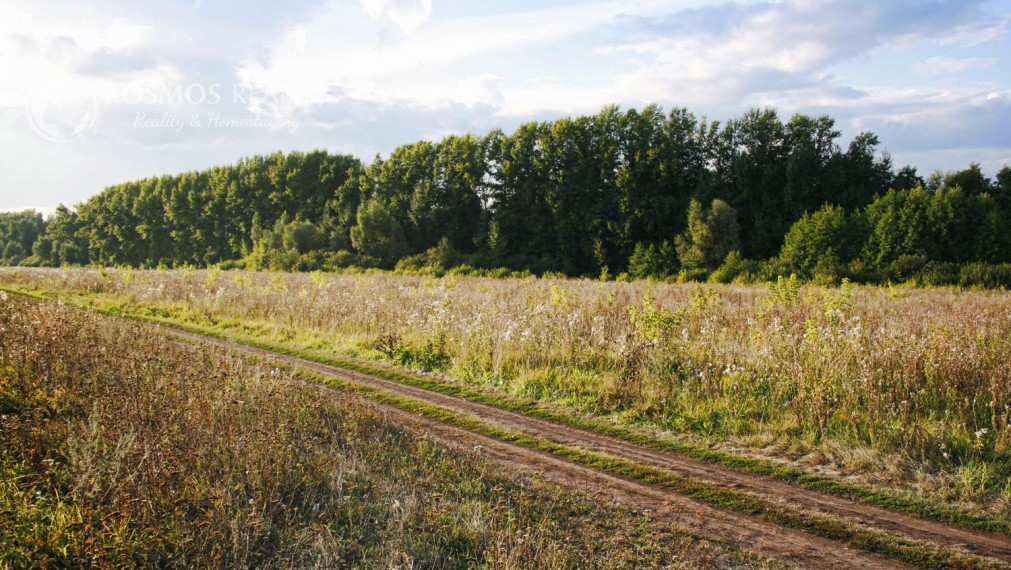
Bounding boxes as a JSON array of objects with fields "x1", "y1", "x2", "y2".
[
  {"x1": 0, "y1": 210, "x2": 46, "y2": 265},
  {"x1": 675, "y1": 199, "x2": 741, "y2": 272},
  {"x1": 994, "y1": 165, "x2": 1011, "y2": 211},
  {"x1": 616, "y1": 106, "x2": 711, "y2": 265},
  {"x1": 350, "y1": 199, "x2": 407, "y2": 266},
  {"x1": 486, "y1": 122, "x2": 556, "y2": 269},
  {"x1": 944, "y1": 162, "x2": 991, "y2": 195},
  {"x1": 779, "y1": 205, "x2": 867, "y2": 279},
  {"x1": 3, "y1": 240, "x2": 25, "y2": 265},
  {"x1": 282, "y1": 221, "x2": 327, "y2": 254},
  {"x1": 627, "y1": 241, "x2": 676, "y2": 280}
]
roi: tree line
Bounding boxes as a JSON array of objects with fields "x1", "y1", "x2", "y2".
[{"x1": 4, "y1": 105, "x2": 1010, "y2": 286}]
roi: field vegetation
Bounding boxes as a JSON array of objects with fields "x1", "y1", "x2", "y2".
[
  {"x1": 0, "y1": 291, "x2": 777, "y2": 568},
  {"x1": 3, "y1": 267, "x2": 1009, "y2": 526}
]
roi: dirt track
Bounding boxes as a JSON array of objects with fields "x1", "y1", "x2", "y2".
[{"x1": 162, "y1": 325, "x2": 1011, "y2": 569}]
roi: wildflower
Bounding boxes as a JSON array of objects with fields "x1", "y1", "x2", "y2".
[{"x1": 975, "y1": 428, "x2": 989, "y2": 439}]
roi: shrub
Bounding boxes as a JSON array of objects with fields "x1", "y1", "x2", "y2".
[
  {"x1": 627, "y1": 242, "x2": 676, "y2": 280},
  {"x1": 778, "y1": 205, "x2": 866, "y2": 279},
  {"x1": 709, "y1": 251, "x2": 757, "y2": 284},
  {"x1": 886, "y1": 254, "x2": 928, "y2": 283},
  {"x1": 915, "y1": 261, "x2": 960, "y2": 287},
  {"x1": 959, "y1": 262, "x2": 1011, "y2": 289}
]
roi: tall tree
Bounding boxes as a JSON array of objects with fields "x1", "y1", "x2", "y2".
[{"x1": 675, "y1": 198, "x2": 741, "y2": 272}]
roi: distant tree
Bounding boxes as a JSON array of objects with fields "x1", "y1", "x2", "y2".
[
  {"x1": 783, "y1": 113, "x2": 841, "y2": 218},
  {"x1": 627, "y1": 241, "x2": 677, "y2": 280},
  {"x1": 10, "y1": 107, "x2": 1003, "y2": 279},
  {"x1": 0, "y1": 210, "x2": 46, "y2": 265},
  {"x1": 839, "y1": 132, "x2": 892, "y2": 209},
  {"x1": 27, "y1": 235, "x2": 55, "y2": 267},
  {"x1": 861, "y1": 185, "x2": 1010, "y2": 273},
  {"x1": 675, "y1": 199, "x2": 740, "y2": 272},
  {"x1": 779, "y1": 205, "x2": 867, "y2": 279},
  {"x1": 891, "y1": 165, "x2": 923, "y2": 192},
  {"x1": 3, "y1": 240, "x2": 25, "y2": 265},
  {"x1": 944, "y1": 162, "x2": 991, "y2": 195},
  {"x1": 994, "y1": 165, "x2": 1011, "y2": 211},
  {"x1": 245, "y1": 218, "x2": 329, "y2": 271},
  {"x1": 282, "y1": 221, "x2": 327, "y2": 254},
  {"x1": 42, "y1": 205, "x2": 87, "y2": 265},
  {"x1": 724, "y1": 108, "x2": 788, "y2": 258},
  {"x1": 350, "y1": 199, "x2": 407, "y2": 267}
]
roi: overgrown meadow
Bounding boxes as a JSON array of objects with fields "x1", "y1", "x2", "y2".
[
  {"x1": 0, "y1": 292, "x2": 773, "y2": 569},
  {"x1": 3, "y1": 267, "x2": 1010, "y2": 519}
]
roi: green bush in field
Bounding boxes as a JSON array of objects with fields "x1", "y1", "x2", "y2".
[{"x1": 627, "y1": 241, "x2": 676, "y2": 280}]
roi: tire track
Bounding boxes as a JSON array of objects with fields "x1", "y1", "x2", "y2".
[{"x1": 162, "y1": 325, "x2": 1009, "y2": 568}]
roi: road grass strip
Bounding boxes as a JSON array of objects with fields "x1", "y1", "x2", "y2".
[
  {"x1": 237, "y1": 354, "x2": 1006, "y2": 570},
  {"x1": 6, "y1": 286, "x2": 1011, "y2": 546}
]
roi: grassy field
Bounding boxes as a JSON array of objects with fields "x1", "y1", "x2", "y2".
[
  {"x1": 0, "y1": 292, "x2": 781, "y2": 569},
  {"x1": 2, "y1": 267, "x2": 1009, "y2": 524}
]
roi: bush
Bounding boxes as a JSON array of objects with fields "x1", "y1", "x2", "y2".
[
  {"x1": 283, "y1": 221, "x2": 327, "y2": 254},
  {"x1": 959, "y1": 262, "x2": 1011, "y2": 289},
  {"x1": 677, "y1": 267, "x2": 709, "y2": 283},
  {"x1": 708, "y1": 251, "x2": 757, "y2": 284},
  {"x1": 323, "y1": 250, "x2": 362, "y2": 270},
  {"x1": 886, "y1": 254, "x2": 928, "y2": 283},
  {"x1": 395, "y1": 331, "x2": 452, "y2": 372},
  {"x1": 628, "y1": 242, "x2": 676, "y2": 280},
  {"x1": 394, "y1": 253, "x2": 431, "y2": 273},
  {"x1": 812, "y1": 248, "x2": 845, "y2": 287},
  {"x1": 915, "y1": 261, "x2": 960, "y2": 287},
  {"x1": 755, "y1": 258, "x2": 789, "y2": 282},
  {"x1": 216, "y1": 258, "x2": 246, "y2": 270},
  {"x1": 778, "y1": 205, "x2": 866, "y2": 279},
  {"x1": 426, "y1": 237, "x2": 459, "y2": 270}
]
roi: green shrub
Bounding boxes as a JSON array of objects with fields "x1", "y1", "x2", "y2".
[
  {"x1": 709, "y1": 251, "x2": 757, "y2": 284},
  {"x1": 886, "y1": 254, "x2": 928, "y2": 282},
  {"x1": 396, "y1": 331, "x2": 452, "y2": 372},
  {"x1": 627, "y1": 241, "x2": 676, "y2": 280},
  {"x1": 959, "y1": 262, "x2": 1011, "y2": 289},
  {"x1": 915, "y1": 261, "x2": 960, "y2": 287}
]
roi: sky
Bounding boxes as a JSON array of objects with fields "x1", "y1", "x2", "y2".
[{"x1": 1, "y1": 0, "x2": 1009, "y2": 213}]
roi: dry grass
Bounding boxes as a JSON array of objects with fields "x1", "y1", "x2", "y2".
[
  {"x1": 0, "y1": 293, "x2": 773, "y2": 569},
  {"x1": 2, "y1": 267, "x2": 1010, "y2": 517}
]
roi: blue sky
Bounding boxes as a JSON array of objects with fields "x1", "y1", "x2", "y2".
[{"x1": 1, "y1": 0, "x2": 1009, "y2": 212}]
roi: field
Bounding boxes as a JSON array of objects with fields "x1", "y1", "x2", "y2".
[
  {"x1": 0, "y1": 292, "x2": 776, "y2": 569},
  {"x1": 2, "y1": 267, "x2": 1011, "y2": 568}
]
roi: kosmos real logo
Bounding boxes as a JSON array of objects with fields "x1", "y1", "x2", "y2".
[{"x1": 25, "y1": 79, "x2": 98, "y2": 143}]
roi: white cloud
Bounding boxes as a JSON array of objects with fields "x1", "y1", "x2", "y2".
[
  {"x1": 235, "y1": 0, "x2": 708, "y2": 112},
  {"x1": 913, "y1": 56, "x2": 996, "y2": 75},
  {"x1": 0, "y1": 1, "x2": 172, "y2": 110},
  {"x1": 93, "y1": 17, "x2": 153, "y2": 53},
  {"x1": 851, "y1": 88, "x2": 1010, "y2": 130},
  {"x1": 942, "y1": 14, "x2": 1009, "y2": 46},
  {"x1": 358, "y1": 0, "x2": 433, "y2": 32},
  {"x1": 230, "y1": 0, "x2": 1011, "y2": 142}
]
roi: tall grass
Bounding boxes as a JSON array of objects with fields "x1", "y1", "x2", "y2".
[
  {"x1": 0, "y1": 293, "x2": 770, "y2": 569},
  {"x1": 3, "y1": 267, "x2": 1010, "y2": 514}
]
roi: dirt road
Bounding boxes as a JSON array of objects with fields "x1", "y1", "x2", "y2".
[{"x1": 162, "y1": 325, "x2": 1009, "y2": 569}]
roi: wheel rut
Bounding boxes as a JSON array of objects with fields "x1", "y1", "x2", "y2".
[{"x1": 162, "y1": 325, "x2": 1010, "y2": 569}]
